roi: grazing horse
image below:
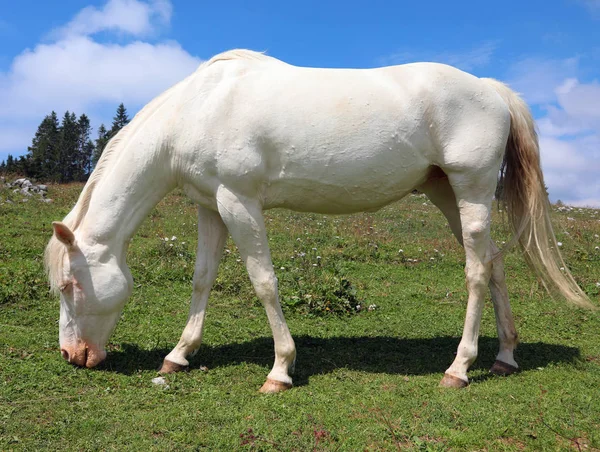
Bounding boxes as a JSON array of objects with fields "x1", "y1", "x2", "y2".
[{"x1": 45, "y1": 49, "x2": 593, "y2": 392}]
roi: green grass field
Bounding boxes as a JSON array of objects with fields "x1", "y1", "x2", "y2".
[{"x1": 1, "y1": 182, "x2": 599, "y2": 451}]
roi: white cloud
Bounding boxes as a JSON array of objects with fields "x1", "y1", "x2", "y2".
[
  {"x1": 0, "y1": 37, "x2": 200, "y2": 119},
  {"x1": 555, "y1": 78, "x2": 600, "y2": 122},
  {"x1": 380, "y1": 41, "x2": 498, "y2": 72},
  {"x1": 0, "y1": 0, "x2": 199, "y2": 162},
  {"x1": 51, "y1": 0, "x2": 172, "y2": 39},
  {"x1": 507, "y1": 57, "x2": 579, "y2": 104},
  {"x1": 508, "y1": 57, "x2": 600, "y2": 207}
]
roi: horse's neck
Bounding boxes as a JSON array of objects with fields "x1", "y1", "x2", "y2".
[{"x1": 80, "y1": 144, "x2": 176, "y2": 250}]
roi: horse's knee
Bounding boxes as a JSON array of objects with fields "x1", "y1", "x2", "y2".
[
  {"x1": 252, "y1": 274, "x2": 278, "y2": 301},
  {"x1": 462, "y1": 219, "x2": 489, "y2": 244},
  {"x1": 465, "y1": 261, "x2": 491, "y2": 292}
]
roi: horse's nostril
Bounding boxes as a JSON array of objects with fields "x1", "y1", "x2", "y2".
[{"x1": 61, "y1": 349, "x2": 70, "y2": 361}]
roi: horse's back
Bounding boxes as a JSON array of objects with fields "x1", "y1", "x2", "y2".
[{"x1": 164, "y1": 55, "x2": 510, "y2": 213}]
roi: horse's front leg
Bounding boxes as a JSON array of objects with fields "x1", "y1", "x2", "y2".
[
  {"x1": 216, "y1": 185, "x2": 296, "y2": 393},
  {"x1": 160, "y1": 206, "x2": 227, "y2": 373}
]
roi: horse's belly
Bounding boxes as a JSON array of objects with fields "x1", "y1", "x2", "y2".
[{"x1": 263, "y1": 161, "x2": 431, "y2": 214}]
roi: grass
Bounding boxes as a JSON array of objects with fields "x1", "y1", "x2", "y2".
[{"x1": 1, "y1": 182, "x2": 599, "y2": 451}]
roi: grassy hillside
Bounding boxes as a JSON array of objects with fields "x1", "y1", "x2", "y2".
[{"x1": 1, "y1": 182, "x2": 599, "y2": 450}]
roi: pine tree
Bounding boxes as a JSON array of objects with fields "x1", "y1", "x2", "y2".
[
  {"x1": 110, "y1": 103, "x2": 130, "y2": 136},
  {"x1": 93, "y1": 124, "x2": 109, "y2": 166},
  {"x1": 17, "y1": 156, "x2": 29, "y2": 176},
  {"x1": 6, "y1": 154, "x2": 15, "y2": 174},
  {"x1": 75, "y1": 114, "x2": 94, "y2": 180},
  {"x1": 27, "y1": 111, "x2": 60, "y2": 180},
  {"x1": 58, "y1": 111, "x2": 79, "y2": 182}
]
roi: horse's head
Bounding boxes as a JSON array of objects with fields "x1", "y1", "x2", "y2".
[{"x1": 49, "y1": 222, "x2": 133, "y2": 368}]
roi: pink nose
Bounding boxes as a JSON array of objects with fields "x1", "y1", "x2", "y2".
[{"x1": 60, "y1": 343, "x2": 106, "y2": 368}]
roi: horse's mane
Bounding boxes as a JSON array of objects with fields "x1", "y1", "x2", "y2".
[
  {"x1": 44, "y1": 127, "x2": 130, "y2": 293},
  {"x1": 203, "y1": 49, "x2": 272, "y2": 67},
  {"x1": 45, "y1": 49, "x2": 273, "y2": 293}
]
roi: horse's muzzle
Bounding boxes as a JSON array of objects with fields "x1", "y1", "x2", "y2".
[{"x1": 60, "y1": 342, "x2": 106, "y2": 368}]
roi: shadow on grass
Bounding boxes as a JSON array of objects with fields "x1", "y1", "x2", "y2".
[{"x1": 101, "y1": 335, "x2": 581, "y2": 386}]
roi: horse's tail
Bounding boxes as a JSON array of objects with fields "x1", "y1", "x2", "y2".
[{"x1": 482, "y1": 78, "x2": 595, "y2": 309}]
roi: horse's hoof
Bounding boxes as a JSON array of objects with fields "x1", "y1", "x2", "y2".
[
  {"x1": 159, "y1": 359, "x2": 189, "y2": 374},
  {"x1": 439, "y1": 373, "x2": 468, "y2": 388},
  {"x1": 489, "y1": 360, "x2": 519, "y2": 376},
  {"x1": 259, "y1": 378, "x2": 292, "y2": 393}
]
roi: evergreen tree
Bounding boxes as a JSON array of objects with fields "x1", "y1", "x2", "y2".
[
  {"x1": 93, "y1": 123, "x2": 109, "y2": 166},
  {"x1": 110, "y1": 103, "x2": 130, "y2": 136},
  {"x1": 75, "y1": 114, "x2": 94, "y2": 180},
  {"x1": 6, "y1": 155, "x2": 15, "y2": 174},
  {"x1": 17, "y1": 156, "x2": 29, "y2": 175},
  {"x1": 58, "y1": 111, "x2": 79, "y2": 182},
  {"x1": 27, "y1": 111, "x2": 60, "y2": 180},
  {"x1": 91, "y1": 104, "x2": 130, "y2": 169},
  {"x1": 0, "y1": 160, "x2": 5, "y2": 174}
]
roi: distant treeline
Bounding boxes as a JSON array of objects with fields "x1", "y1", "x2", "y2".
[{"x1": 0, "y1": 104, "x2": 130, "y2": 182}]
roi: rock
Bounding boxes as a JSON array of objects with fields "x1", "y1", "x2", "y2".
[
  {"x1": 151, "y1": 376, "x2": 170, "y2": 389},
  {"x1": 22, "y1": 179, "x2": 32, "y2": 188},
  {"x1": 41, "y1": 198, "x2": 53, "y2": 203},
  {"x1": 37, "y1": 185, "x2": 48, "y2": 192},
  {"x1": 20, "y1": 188, "x2": 32, "y2": 196}
]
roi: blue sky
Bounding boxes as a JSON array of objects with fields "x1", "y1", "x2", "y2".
[{"x1": 1, "y1": 0, "x2": 599, "y2": 205}]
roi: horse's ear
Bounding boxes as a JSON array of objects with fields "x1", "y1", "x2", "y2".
[{"x1": 52, "y1": 222, "x2": 76, "y2": 248}]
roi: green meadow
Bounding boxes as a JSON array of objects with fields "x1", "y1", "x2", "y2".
[{"x1": 1, "y1": 182, "x2": 599, "y2": 450}]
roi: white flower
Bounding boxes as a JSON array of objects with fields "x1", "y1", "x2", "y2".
[
  {"x1": 171, "y1": 236, "x2": 177, "y2": 241},
  {"x1": 557, "y1": 242, "x2": 563, "y2": 247},
  {"x1": 398, "y1": 249, "x2": 404, "y2": 253}
]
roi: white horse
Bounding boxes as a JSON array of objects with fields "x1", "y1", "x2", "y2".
[{"x1": 45, "y1": 49, "x2": 593, "y2": 392}]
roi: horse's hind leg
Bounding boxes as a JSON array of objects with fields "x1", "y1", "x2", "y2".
[
  {"x1": 419, "y1": 174, "x2": 518, "y2": 385},
  {"x1": 160, "y1": 206, "x2": 227, "y2": 373},
  {"x1": 216, "y1": 185, "x2": 296, "y2": 393},
  {"x1": 488, "y1": 240, "x2": 519, "y2": 375}
]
